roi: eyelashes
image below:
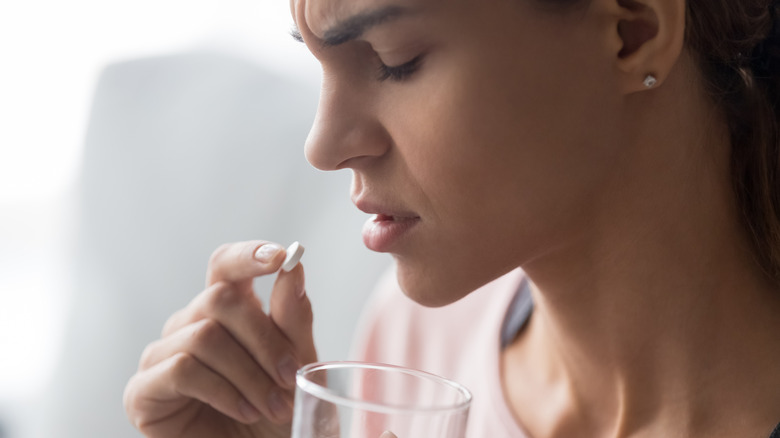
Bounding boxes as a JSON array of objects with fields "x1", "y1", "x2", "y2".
[{"x1": 377, "y1": 55, "x2": 423, "y2": 82}]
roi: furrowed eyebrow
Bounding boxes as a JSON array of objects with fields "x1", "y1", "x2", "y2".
[{"x1": 321, "y1": 5, "x2": 410, "y2": 47}]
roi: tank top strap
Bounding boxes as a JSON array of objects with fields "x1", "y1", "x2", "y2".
[{"x1": 500, "y1": 277, "x2": 534, "y2": 349}]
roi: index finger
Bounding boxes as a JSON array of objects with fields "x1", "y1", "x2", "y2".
[{"x1": 206, "y1": 240, "x2": 286, "y2": 287}]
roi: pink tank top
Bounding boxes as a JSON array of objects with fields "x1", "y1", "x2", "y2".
[{"x1": 350, "y1": 268, "x2": 531, "y2": 437}]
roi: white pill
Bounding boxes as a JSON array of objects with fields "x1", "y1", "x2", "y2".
[{"x1": 281, "y1": 241, "x2": 305, "y2": 272}]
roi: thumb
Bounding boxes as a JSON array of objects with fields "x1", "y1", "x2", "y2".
[{"x1": 269, "y1": 263, "x2": 317, "y2": 364}]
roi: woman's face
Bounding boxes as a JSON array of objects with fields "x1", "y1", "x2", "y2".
[{"x1": 292, "y1": 0, "x2": 625, "y2": 306}]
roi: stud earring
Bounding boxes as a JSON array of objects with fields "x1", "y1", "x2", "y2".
[{"x1": 643, "y1": 74, "x2": 658, "y2": 88}]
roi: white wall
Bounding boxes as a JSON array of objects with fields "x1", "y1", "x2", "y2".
[{"x1": 0, "y1": 0, "x2": 319, "y2": 202}]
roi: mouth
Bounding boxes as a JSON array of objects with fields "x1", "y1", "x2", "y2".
[
  {"x1": 374, "y1": 213, "x2": 420, "y2": 222},
  {"x1": 353, "y1": 197, "x2": 420, "y2": 221},
  {"x1": 354, "y1": 199, "x2": 421, "y2": 252},
  {"x1": 362, "y1": 214, "x2": 421, "y2": 253}
]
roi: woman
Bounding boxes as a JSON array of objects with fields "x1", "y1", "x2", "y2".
[{"x1": 124, "y1": 0, "x2": 780, "y2": 436}]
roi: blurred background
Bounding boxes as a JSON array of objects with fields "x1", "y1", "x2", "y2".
[{"x1": 0, "y1": 1, "x2": 391, "y2": 437}]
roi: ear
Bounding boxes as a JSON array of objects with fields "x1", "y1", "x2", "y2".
[{"x1": 605, "y1": 0, "x2": 686, "y2": 94}]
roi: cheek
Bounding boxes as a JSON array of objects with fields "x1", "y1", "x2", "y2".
[
  {"x1": 423, "y1": 38, "x2": 619, "y2": 236},
  {"x1": 380, "y1": 17, "x2": 622, "y2": 303},
  {"x1": 383, "y1": 87, "x2": 535, "y2": 306}
]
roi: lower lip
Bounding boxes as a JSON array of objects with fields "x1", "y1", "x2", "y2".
[{"x1": 362, "y1": 215, "x2": 421, "y2": 252}]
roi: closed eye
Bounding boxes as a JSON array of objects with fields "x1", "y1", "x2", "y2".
[{"x1": 378, "y1": 55, "x2": 423, "y2": 82}]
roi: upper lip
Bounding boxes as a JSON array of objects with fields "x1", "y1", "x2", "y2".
[{"x1": 352, "y1": 195, "x2": 420, "y2": 219}]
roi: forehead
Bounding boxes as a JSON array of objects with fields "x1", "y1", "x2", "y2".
[{"x1": 292, "y1": 0, "x2": 423, "y2": 36}]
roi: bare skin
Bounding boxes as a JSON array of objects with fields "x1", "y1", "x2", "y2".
[
  {"x1": 498, "y1": 51, "x2": 780, "y2": 437},
  {"x1": 123, "y1": 242, "x2": 399, "y2": 438},
  {"x1": 294, "y1": 0, "x2": 780, "y2": 436},
  {"x1": 124, "y1": 242, "x2": 316, "y2": 437},
  {"x1": 125, "y1": 0, "x2": 780, "y2": 436}
]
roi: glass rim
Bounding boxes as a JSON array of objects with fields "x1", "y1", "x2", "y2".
[{"x1": 296, "y1": 361, "x2": 473, "y2": 415}]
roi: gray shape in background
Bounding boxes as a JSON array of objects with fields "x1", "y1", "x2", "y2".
[{"x1": 31, "y1": 50, "x2": 390, "y2": 438}]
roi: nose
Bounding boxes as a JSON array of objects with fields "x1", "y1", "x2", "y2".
[{"x1": 304, "y1": 75, "x2": 391, "y2": 171}]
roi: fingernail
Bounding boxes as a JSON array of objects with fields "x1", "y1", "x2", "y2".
[
  {"x1": 277, "y1": 355, "x2": 299, "y2": 388},
  {"x1": 254, "y1": 244, "x2": 283, "y2": 263},
  {"x1": 268, "y1": 388, "x2": 291, "y2": 422},
  {"x1": 238, "y1": 399, "x2": 262, "y2": 422}
]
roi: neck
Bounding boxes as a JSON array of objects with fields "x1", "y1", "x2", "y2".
[{"x1": 508, "y1": 60, "x2": 780, "y2": 437}]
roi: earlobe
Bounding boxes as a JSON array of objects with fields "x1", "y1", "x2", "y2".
[{"x1": 611, "y1": 0, "x2": 686, "y2": 93}]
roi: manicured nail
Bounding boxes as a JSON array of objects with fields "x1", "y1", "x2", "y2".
[
  {"x1": 238, "y1": 399, "x2": 262, "y2": 423},
  {"x1": 254, "y1": 244, "x2": 283, "y2": 263},
  {"x1": 268, "y1": 388, "x2": 291, "y2": 422},
  {"x1": 277, "y1": 355, "x2": 299, "y2": 388}
]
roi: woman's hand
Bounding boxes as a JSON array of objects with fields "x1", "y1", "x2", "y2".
[{"x1": 123, "y1": 241, "x2": 317, "y2": 438}]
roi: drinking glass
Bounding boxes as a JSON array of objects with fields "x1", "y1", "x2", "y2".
[{"x1": 292, "y1": 361, "x2": 472, "y2": 438}]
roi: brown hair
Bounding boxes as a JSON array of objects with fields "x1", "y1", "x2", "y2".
[{"x1": 686, "y1": 0, "x2": 780, "y2": 281}]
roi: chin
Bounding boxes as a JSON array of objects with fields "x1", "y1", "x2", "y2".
[
  {"x1": 394, "y1": 248, "x2": 519, "y2": 307},
  {"x1": 394, "y1": 260, "x2": 490, "y2": 308}
]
